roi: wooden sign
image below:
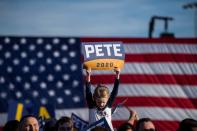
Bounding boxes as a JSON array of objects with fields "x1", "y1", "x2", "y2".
[{"x1": 82, "y1": 42, "x2": 125, "y2": 70}]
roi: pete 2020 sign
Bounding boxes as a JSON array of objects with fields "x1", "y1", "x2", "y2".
[{"x1": 82, "y1": 42, "x2": 125, "y2": 70}]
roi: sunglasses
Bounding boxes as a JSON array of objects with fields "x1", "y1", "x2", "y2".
[{"x1": 143, "y1": 129, "x2": 155, "y2": 131}]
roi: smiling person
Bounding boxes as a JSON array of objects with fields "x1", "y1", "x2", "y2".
[
  {"x1": 85, "y1": 68, "x2": 120, "y2": 131},
  {"x1": 19, "y1": 115, "x2": 39, "y2": 131}
]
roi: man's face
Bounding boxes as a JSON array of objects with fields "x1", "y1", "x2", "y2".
[
  {"x1": 95, "y1": 97, "x2": 109, "y2": 109},
  {"x1": 21, "y1": 117, "x2": 39, "y2": 131},
  {"x1": 142, "y1": 121, "x2": 155, "y2": 131},
  {"x1": 58, "y1": 122, "x2": 73, "y2": 131}
]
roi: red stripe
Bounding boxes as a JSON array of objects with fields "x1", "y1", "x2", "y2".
[
  {"x1": 125, "y1": 54, "x2": 197, "y2": 63},
  {"x1": 81, "y1": 37, "x2": 197, "y2": 44},
  {"x1": 112, "y1": 120, "x2": 179, "y2": 131},
  {"x1": 91, "y1": 74, "x2": 197, "y2": 85},
  {"x1": 114, "y1": 97, "x2": 197, "y2": 109}
]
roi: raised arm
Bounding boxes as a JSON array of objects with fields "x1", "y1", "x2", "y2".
[
  {"x1": 108, "y1": 68, "x2": 120, "y2": 107},
  {"x1": 85, "y1": 69, "x2": 94, "y2": 108}
]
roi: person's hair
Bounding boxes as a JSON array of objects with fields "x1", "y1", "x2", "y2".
[
  {"x1": 178, "y1": 118, "x2": 197, "y2": 131},
  {"x1": 43, "y1": 118, "x2": 56, "y2": 131},
  {"x1": 19, "y1": 114, "x2": 39, "y2": 130},
  {"x1": 3, "y1": 120, "x2": 19, "y2": 131},
  {"x1": 90, "y1": 126, "x2": 108, "y2": 131},
  {"x1": 93, "y1": 84, "x2": 109, "y2": 99},
  {"x1": 136, "y1": 118, "x2": 154, "y2": 131},
  {"x1": 55, "y1": 116, "x2": 73, "y2": 130},
  {"x1": 118, "y1": 122, "x2": 135, "y2": 131}
]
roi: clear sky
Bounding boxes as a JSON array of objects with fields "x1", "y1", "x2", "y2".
[{"x1": 0, "y1": 0, "x2": 196, "y2": 38}]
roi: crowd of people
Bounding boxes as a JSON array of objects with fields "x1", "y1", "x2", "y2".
[
  {"x1": 2, "y1": 68, "x2": 197, "y2": 131},
  {"x1": 2, "y1": 112, "x2": 197, "y2": 131}
]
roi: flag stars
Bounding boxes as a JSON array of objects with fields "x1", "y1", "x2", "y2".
[
  {"x1": 32, "y1": 90, "x2": 39, "y2": 97},
  {"x1": 61, "y1": 45, "x2": 68, "y2": 51},
  {"x1": 56, "y1": 81, "x2": 63, "y2": 88},
  {"x1": 47, "y1": 74, "x2": 54, "y2": 82},
  {"x1": 29, "y1": 59, "x2": 36, "y2": 65},
  {"x1": 63, "y1": 74, "x2": 70, "y2": 81},
  {"x1": 13, "y1": 59, "x2": 20, "y2": 65},
  {"x1": 53, "y1": 51, "x2": 60, "y2": 58},
  {"x1": 8, "y1": 83, "x2": 15, "y2": 90},
  {"x1": 4, "y1": 37, "x2": 10, "y2": 44},
  {"x1": 21, "y1": 52, "x2": 27, "y2": 58},
  {"x1": 70, "y1": 64, "x2": 77, "y2": 71},
  {"x1": 0, "y1": 59, "x2": 3, "y2": 65},
  {"x1": 45, "y1": 44, "x2": 52, "y2": 50},
  {"x1": 16, "y1": 76, "x2": 22, "y2": 82},
  {"x1": 29, "y1": 44, "x2": 36, "y2": 51},
  {"x1": 64, "y1": 89, "x2": 71, "y2": 96},
  {"x1": 46, "y1": 58, "x2": 52, "y2": 64},
  {"x1": 5, "y1": 51, "x2": 11, "y2": 58},
  {"x1": 40, "y1": 82, "x2": 47, "y2": 89},
  {"x1": 57, "y1": 97, "x2": 63, "y2": 104},
  {"x1": 61, "y1": 57, "x2": 68, "y2": 64},
  {"x1": 39, "y1": 65, "x2": 46, "y2": 72},
  {"x1": 13, "y1": 44, "x2": 19, "y2": 51},
  {"x1": 68, "y1": 38, "x2": 76, "y2": 44},
  {"x1": 24, "y1": 82, "x2": 31, "y2": 90},
  {"x1": 53, "y1": 38, "x2": 60, "y2": 44},
  {"x1": 22, "y1": 66, "x2": 29, "y2": 73},
  {"x1": 20, "y1": 38, "x2": 27, "y2": 44},
  {"x1": 31, "y1": 75, "x2": 38, "y2": 82},
  {"x1": 48, "y1": 90, "x2": 55, "y2": 97},
  {"x1": 37, "y1": 38, "x2": 43, "y2": 44},
  {"x1": 54, "y1": 64, "x2": 61, "y2": 72},
  {"x1": 0, "y1": 45, "x2": 2, "y2": 50},
  {"x1": 69, "y1": 51, "x2": 76, "y2": 58},
  {"x1": 0, "y1": 92, "x2": 7, "y2": 99},
  {"x1": 73, "y1": 96, "x2": 80, "y2": 103},
  {"x1": 41, "y1": 98, "x2": 48, "y2": 105},
  {"x1": 0, "y1": 76, "x2": 5, "y2": 84},
  {"x1": 16, "y1": 91, "x2": 22, "y2": 98},
  {"x1": 72, "y1": 80, "x2": 79, "y2": 87},
  {"x1": 7, "y1": 66, "x2": 13, "y2": 73},
  {"x1": 37, "y1": 51, "x2": 44, "y2": 58}
]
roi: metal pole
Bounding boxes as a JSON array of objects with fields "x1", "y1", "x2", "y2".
[{"x1": 183, "y1": 2, "x2": 197, "y2": 37}]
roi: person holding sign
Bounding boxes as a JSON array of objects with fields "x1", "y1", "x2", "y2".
[{"x1": 85, "y1": 68, "x2": 120, "y2": 131}]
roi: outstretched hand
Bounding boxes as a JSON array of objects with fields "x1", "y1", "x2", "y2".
[
  {"x1": 114, "y1": 67, "x2": 120, "y2": 79},
  {"x1": 86, "y1": 68, "x2": 91, "y2": 82}
]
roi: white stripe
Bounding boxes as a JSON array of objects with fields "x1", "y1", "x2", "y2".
[
  {"x1": 88, "y1": 63, "x2": 197, "y2": 75},
  {"x1": 112, "y1": 107, "x2": 197, "y2": 121},
  {"x1": 0, "y1": 113, "x2": 7, "y2": 126},
  {"x1": 124, "y1": 44, "x2": 197, "y2": 54},
  {"x1": 101, "y1": 84, "x2": 197, "y2": 98}
]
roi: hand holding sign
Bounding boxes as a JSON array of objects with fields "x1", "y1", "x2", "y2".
[{"x1": 82, "y1": 42, "x2": 125, "y2": 70}]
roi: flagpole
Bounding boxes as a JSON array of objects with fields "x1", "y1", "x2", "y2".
[{"x1": 183, "y1": 2, "x2": 197, "y2": 37}]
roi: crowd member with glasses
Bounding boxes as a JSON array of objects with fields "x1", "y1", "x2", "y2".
[
  {"x1": 135, "y1": 118, "x2": 156, "y2": 131},
  {"x1": 55, "y1": 116, "x2": 74, "y2": 131}
]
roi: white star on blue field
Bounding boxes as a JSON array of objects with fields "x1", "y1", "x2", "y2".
[{"x1": 0, "y1": 0, "x2": 196, "y2": 38}]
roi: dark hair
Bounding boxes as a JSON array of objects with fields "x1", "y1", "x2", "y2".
[
  {"x1": 90, "y1": 126, "x2": 108, "y2": 131},
  {"x1": 55, "y1": 116, "x2": 73, "y2": 130},
  {"x1": 118, "y1": 122, "x2": 135, "y2": 131},
  {"x1": 136, "y1": 118, "x2": 154, "y2": 131},
  {"x1": 43, "y1": 118, "x2": 57, "y2": 131},
  {"x1": 178, "y1": 118, "x2": 197, "y2": 131},
  {"x1": 19, "y1": 115, "x2": 39, "y2": 130},
  {"x1": 3, "y1": 120, "x2": 19, "y2": 131}
]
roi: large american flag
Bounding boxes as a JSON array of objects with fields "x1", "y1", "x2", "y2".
[{"x1": 0, "y1": 36, "x2": 197, "y2": 131}]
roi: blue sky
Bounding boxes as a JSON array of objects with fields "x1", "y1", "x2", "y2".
[{"x1": 0, "y1": 0, "x2": 196, "y2": 38}]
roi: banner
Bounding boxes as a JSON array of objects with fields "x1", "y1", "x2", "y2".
[{"x1": 82, "y1": 42, "x2": 125, "y2": 70}]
